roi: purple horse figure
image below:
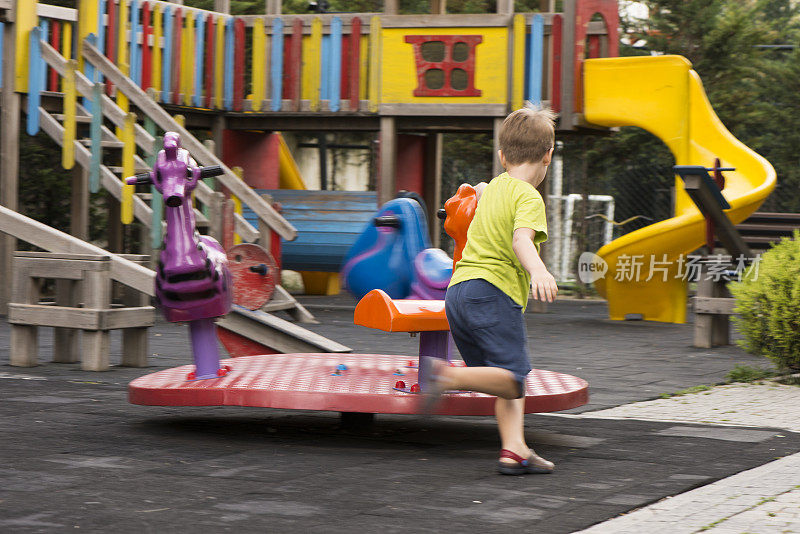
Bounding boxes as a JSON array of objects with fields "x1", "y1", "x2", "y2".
[{"x1": 127, "y1": 132, "x2": 232, "y2": 379}]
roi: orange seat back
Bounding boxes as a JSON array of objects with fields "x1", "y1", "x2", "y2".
[{"x1": 443, "y1": 184, "x2": 478, "y2": 269}]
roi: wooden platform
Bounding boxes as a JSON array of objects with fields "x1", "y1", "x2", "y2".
[{"x1": 129, "y1": 354, "x2": 589, "y2": 416}]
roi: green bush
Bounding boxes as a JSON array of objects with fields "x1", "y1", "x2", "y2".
[{"x1": 729, "y1": 231, "x2": 800, "y2": 371}]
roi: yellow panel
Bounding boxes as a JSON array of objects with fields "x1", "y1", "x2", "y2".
[
  {"x1": 117, "y1": 0, "x2": 129, "y2": 118},
  {"x1": 232, "y1": 166, "x2": 244, "y2": 245},
  {"x1": 359, "y1": 35, "x2": 368, "y2": 101},
  {"x1": 62, "y1": 22, "x2": 72, "y2": 61},
  {"x1": 152, "y1": 5, "x2": 163, "y2": 97},
  {"x1": 14, "y1": 0, "x2": 38, "y2": 93},
  {"x1": 583, "y1": 55, "x2": 776, "y2": 323},
  {"x1": 183, "y1": 11, "x2": 195, "y2": 106},
  {"x1": 380, "y1": 27, "x2": 509, "y2": 105},
  {"x1": 118, "y1": 0, "x2": 128, "y2": 74},
  {"x1": 307, "y1": 17, "x2": 322, "y2": 111},
  {"x1": 62, "y1": 60, "x2": 77, "y2": 170},
  {"x1": 511, "y1": 14, "x2": 525, "y2": 110},
  {"x1": 78, "y1": 0, "x2": 99, "y2": 71},
  {"x1": 121, "y1": 113, "x2": 136, "y2": 224},
  {"x1": 251, "y1": 18, "x2": 266, "y2": 112}
]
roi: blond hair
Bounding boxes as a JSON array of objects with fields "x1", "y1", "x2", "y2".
[{"x1": 498, "y1": 105, "x2": 556, "y2": 165}]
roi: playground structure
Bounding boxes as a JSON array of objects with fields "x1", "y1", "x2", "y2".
[{"x1": 0, "y1": 0, "x2": 776, "y2": 356}]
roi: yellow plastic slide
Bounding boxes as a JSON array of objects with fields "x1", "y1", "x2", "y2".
[
  {"x1": 277, "y1": 133, "x2": 308, "y2": 190},
  {"x1": 582, "y1": 56, "x2": 776, "y2": 323}
]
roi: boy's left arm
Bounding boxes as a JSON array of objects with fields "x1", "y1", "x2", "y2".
[{"x1": 512, "y1": 228, "x2": 557, "y2": 302}]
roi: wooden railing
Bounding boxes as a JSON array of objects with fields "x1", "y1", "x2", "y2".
[
  {"x1": 27, "y1": 28, "x2": 295, "y2": 253},
  {"x1": 7, "y1": 0, "x2": 621, "y2": 117}
]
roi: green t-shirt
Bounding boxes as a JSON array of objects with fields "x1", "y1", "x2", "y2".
[{"x1": 448, "y1": 172, "x2": 548, "y2": 311}]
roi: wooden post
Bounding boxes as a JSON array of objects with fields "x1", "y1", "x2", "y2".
[
  {"x1": 9, "y1": 264, "x2": 40, "y2": 366},
  {"x1": 694, "y1": 262, "x2": 731, "y2": 348},
  {"x1": 379, "y1": 117, "x2": 397, "y2": 205},
  {"x1": 497, "y1": 0, "x2": 514, "y2": 14},
  {"x1": 53, "y1": 279, "x2": 80, "y2": 363},
  {"x1": 1, "y1": 16, "x2": 20, "y2": 313},
  {"x1": 367, "y1": 16, "x2": 381, "y2": 112},
  {"x1": 430, "y1": 0, "x2": 446, "y2": 14},
  {"x1": 208, "y1": 191, "x2": 226, "y2": 243},
  {"x1": 266, "y1": 0, "x2": 281, "y2": 15},
  {"x1": 71, "y1": 166, "x2": 90, "y2": 240},
  {"x1": 492, "y1": 117, "x2": 503, "y2": 177},
  {"x1": 560, "y1": 0, "x2": 576, "y2": 129},
  {"x1": 108, "y1": 196, "x2": 123, "y2": 253},
  {"x1": 424, "y1": 133, "x2": 442, "y2": 246},
  {"x1": 82, "y1": 264, "x2": 112, "y2": 371},
  {"x1": 212, "y1": 115, "x2": 225, "y2": 158},
  {"x1": 215, "y1": 0, "x2": 231, "y2": 13},
  {"x1": 384, "y1": 0, "x2": 398, "y2": 14}
]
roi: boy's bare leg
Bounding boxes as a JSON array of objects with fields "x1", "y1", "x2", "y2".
[
  {"x1": 496, "y1": 396, "x2": 554, "y2": 469},
  {"x1": 437, "y1": 365, "x2": 520, "y2": 399},
  {"x1": 496, "y1": 397, "x2": 529, "y2": 462}
]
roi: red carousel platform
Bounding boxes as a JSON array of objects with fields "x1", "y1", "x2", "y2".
[
  {"x1": 128, "y1": 353, "x2": 588, "y2": 415},
  {"x1": 129, "y1": 290, "x2": 589, "y2": 415}
]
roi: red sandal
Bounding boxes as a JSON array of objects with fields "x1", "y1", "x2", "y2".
[{"x1": 497, "y1": 449, "x2": 555, "y2": 476}]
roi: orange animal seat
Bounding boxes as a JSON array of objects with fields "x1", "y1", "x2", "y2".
[{"x1": 354, "y1": 289, "x2": 449, "y2": 332}]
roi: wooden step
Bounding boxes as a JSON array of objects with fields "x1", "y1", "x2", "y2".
[
  {"x1": 52, "y1": 114, "x2": 93, "y2": 123},
  {"x1": 107, "y1": 166, "x2": 151, "y2": 174},
  {"x1": 79, "y1": 139, "x2": 124, "y2": 148}
]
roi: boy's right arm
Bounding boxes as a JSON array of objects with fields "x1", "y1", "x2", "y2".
[{"x1": 512, "y1": 227, "x2": 558, "y2": 302}]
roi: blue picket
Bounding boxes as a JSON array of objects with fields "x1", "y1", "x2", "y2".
[
  {"x1": 39, "y1": 19, "x2": 48, "y2": 86},
  {"x1": 130, "y1": 0, "x2": 140, "y2": 85},
  {"x1": 223, "y1": 17, "x2": 234, "y2": 110},
  {"x1": 527, "y1": 13, "x2": 544, "y2": 106},
  {"x1": 161, "y1": 5, "x2": 172, "y2": 103},
  {"x1": 27, "y1": 28, "x2": 43, "y2": 136},
  {"x1": 83, "y1": 33, "x2": 99, "y2": 109},
  {"x1": 95, "y1": 0, "x2": 106, "y2": 84},
  {"x1": 90, "y1": 82, "x2": 103, "y2": 193},
  {"x1": 329, "y1": 17, "x2": 342, "y2": 112},
  {"x1": 85, "y1": 30, "x2": 97, "y2": 83},
  {"x1": 194, "y1": 13, "x2": 205, "y2": 107},
  {"x1": 270, "y1": 18, "x2": 284, "y2": 112}
]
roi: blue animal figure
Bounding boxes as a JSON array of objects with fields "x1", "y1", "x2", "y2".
[{"x1": 341, "y1": 197, "x2": 452, "y2": 300}]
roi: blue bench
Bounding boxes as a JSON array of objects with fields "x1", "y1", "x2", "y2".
[{"x1": 242, "y1": 189, "x2": 378, "y2": 272}]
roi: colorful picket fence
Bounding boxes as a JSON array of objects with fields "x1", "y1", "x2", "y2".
[{"x1": 18, "y1": 0, "x2": 555, "y2": 116}]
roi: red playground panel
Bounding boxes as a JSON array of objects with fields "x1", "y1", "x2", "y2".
[{"x1": 129, "y1": 354, "x2": 588, "y2": 415}]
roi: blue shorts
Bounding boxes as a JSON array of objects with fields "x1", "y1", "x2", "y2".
[{"x1": 445, "y1": 278, "x2": 531, "y2": 397}]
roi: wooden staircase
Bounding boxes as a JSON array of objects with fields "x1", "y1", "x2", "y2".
[{"x1": 16, "y1": 34, "x2": 350, "y2": 355}]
